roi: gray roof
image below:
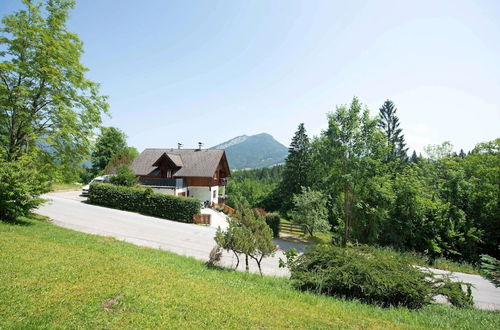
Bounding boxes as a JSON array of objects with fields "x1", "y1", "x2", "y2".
[{"x1": 130, "y1": 148, "x2": 226, "y2": 178}]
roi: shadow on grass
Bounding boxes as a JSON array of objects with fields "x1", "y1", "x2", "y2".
[{"x1": 0, "y1": 217, "x2": 34, "y2": 226}]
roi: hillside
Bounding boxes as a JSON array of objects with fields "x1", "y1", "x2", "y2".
[
  {"x1": 1, "y1": 217, "x2": 498, "y2": 328},
  {"x1": 211, "y1": 133, "x2": 288, "y2": 169}
]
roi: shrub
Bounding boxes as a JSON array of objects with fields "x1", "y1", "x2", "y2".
[
  {"x1": 480, "y1": 254, "x2": 500, "y2": 287},
  {"x1": 0, "y1": 159, "x2": 50, "y2": 221},
  {"x1": 88, "y1": 183, "x2": 200, "y2": 222},
  {"x1": 109, "y1": 165, "x2": 138, "y2": 187},
  {"x1": 265, "y1": 213, "x2": 280, "y2": 238},
  {"x1": 290, "y1": 244, "x2": 434, "y2": 309},
  {"x1": 435, "y1": 280, "x2": 474, "y2": 309},
  {"x1": 289, "y1": 244, "x2": 474, "y2": 309}
]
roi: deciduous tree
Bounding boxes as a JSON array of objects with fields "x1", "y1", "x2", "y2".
[
  {"x1": 91, "y1": 127, "x2": 127, "y2": 174},
  {"x1": 290, "y1": 187, "x2": 330, "y2": 237},
  {"x1": 0, "y1": 0, "x2": 108, "y2": 164}
]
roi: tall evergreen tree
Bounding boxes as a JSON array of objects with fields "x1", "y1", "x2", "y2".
[
  {"x1": 459, "y1": 149, "x2": 466, "y2": 159},
  {"x1": 410, "y1": 150, "x2": 419, "y2": 163},
  {"x1": 278, "y1": 123, "x2": 311, "y2": 214},
  {"x1": 378, "y1": 100, "x2": 408, "y2": 162}
]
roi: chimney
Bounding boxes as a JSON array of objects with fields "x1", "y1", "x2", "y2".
[
  {"x1": 177, "y1": 143, "x2": 183, "y2": 149},
  {"x1": 198, "y1": 142, "x2": 203, "y2": 150}
]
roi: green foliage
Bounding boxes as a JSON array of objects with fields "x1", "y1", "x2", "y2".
[
  {"x1": 88, "y1": 183, "x2": 200, "y2": 223},
  {"x1": 310, "y1": 97, "x2": 386, "y2": 244},
  {"x1": 290, "y1": 244, "x2": 434, "y2": 309},
  {"x1": 378, "y1": 100, "x2": 408, "y2": 162},
  {"x1": 276, "y1": 123, "x2": 312, "y2": 214},
  {"x1": 278, "y1": 247, "x2": 298, "y2": 269},
  {"x1": 2, "y1": 218, "x2": 499, "y2": 329},
  {"x1": 229, "y1": 165, "x2": 284, "y2": 185},
  {"x1": 91, "y1": 127, "x2": 127, "y2": 174},
  {"x1": 104, "y1": 147, "x2": 139, "y2": 174},
  {"x1": 264, "y1": 213, "x2": 280, "y2": 238},
  {"x1": 480, "y1": 254, "x2": 500, "y2": 287},
  {"x1": 0, "y1": 0, "x2": 108, "y2": 165},
  {"x1": 290, "y1": 187, "x2": 330, "y2": 237},
  {"x1": 225, "y1": 178, "x2": 275, "y2": 209},
  {"x1": 108, "y1": 165, "x2": 138, "y2": 187},
  {"x1": 0, "y1": 157, "x2": 50, "y2": 221},
  {"x1": 434, "y1": 280, "x2": 474, "y2": 309},
  {"x1": 215, "y1": 199, "x2": 276, "y2": 274}
]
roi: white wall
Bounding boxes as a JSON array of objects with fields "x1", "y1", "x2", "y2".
[
  {"x1": 151, "y1": 187, "x2": 175, "y2": 195},
  {"x1": 189, "y1": 186, "x2": 218, "y2": 204},
  {"x1": 175, "y1": 187, "x2": 188, "y2": 196}
]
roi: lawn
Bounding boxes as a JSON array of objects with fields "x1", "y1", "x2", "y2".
[
  {"x1": 51, "y1": 182, "x2": 82, "y2": 191},
  {"x1": 1, "y1": 216, "x2": 498, "y2": 329}
]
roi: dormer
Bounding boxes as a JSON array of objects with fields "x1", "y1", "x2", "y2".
[{"x1": 152, "y1": 153, "x2": 183, "y2": 178}]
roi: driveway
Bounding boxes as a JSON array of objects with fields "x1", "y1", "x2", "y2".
[
  {"x1": 38, "y1": 191, "x2": 300, "y2": 277},
  {"x1": 38, "y1": 191, "x2": 500, "y2": 310}
]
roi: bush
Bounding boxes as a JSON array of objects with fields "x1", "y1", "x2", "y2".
[
  {"x1": 290, "y1": 244, "x2": 434, "y2": 309},
  {"x1": 0, "y1": 159, "x2": 50, "y2": 221},
  {"x1": 480, "y1": 254, "x2": 500, "y2": 287},
  {"x1": 265, "y1": 213, "x2": 280, "y2": 238},
  {"x1": 435, "y1": 280, "x2": 473, "y2": 309},
  {"x1": 109, "y1": 165, "x2": 138, "y2": 187},
  {"x1": 289, "y1": 244, "x2": 474, "y2": 309},
  {"x1": 88, "y1": 183, "x2": 200, "y2": 222}
]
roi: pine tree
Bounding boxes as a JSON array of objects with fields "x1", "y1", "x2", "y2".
[
  {"x1": 278, "y1": 123, "x2": 311, "y2": 214},
  {"x1": 378, "y1": 100, "x2": 408, "y2": 162},
  {"x1": 410, "y1": 150, "x2": 419, "y2": 163},
  {"x1": 459, "y1": 149, "x2": 466, "y2": 159}
]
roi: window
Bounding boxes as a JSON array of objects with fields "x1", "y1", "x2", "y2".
[{"x1": 213, "y1": 190, "x2": 216, "y2": 199}]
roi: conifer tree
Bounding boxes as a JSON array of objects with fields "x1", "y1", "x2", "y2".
[
  {"x1": 410, "y1": 150, "x2": 419, "y2": 163},
  {"x1": 378, "y1": 100, "x2": 408, "y2": 162},
  {"x1": 278, "y1": 123, "x2": 311, "y2": 214}
]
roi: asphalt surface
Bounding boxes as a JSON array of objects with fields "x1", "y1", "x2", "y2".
[
  {"x1": 38, "y1": 190, "x2": 299, "y2": 277},
  {"x1": 38, "y1": 190, "x2": 500, "y2": 310}
]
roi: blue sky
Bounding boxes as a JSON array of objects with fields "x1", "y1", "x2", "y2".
[{"x1": 1, "y1": 0, "x2": 499, "y2": 153}]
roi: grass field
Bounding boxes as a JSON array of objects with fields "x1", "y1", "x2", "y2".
[{"x1": 1, "y1": 216, "x2": 498, "y2": 329}]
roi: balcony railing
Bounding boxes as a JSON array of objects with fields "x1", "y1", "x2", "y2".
[{"x1": 139, "y1": 177, "x2": 186, "y2": 188}]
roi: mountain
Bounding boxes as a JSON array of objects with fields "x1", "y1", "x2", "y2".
[{"x1": 211, "y1": 133, "x2": 288, "y2": 170}]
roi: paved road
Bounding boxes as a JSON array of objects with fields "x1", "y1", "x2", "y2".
[
  {"x1": 38, "y1": 191, "x2": 300, "y2": 277},
  {"x1": 38, "y1": 191, "x2": 499, "y2": 310}
]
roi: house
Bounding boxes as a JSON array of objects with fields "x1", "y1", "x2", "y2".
[{"x1": 130, "y1": 143, "x2": 231, "y2": 205}]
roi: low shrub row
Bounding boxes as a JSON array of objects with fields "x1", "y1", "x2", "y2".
[
  {"x1": 88, "y1": 183, "x2": 200, "y2": 222},
  {"x1": 289, "y1": 244, "x2": 473, "y2": 309}
]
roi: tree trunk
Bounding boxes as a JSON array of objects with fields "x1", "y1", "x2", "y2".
[
  {"x1": 233, "y1": 250, "x2": 240, "y2": 270},
  {"x1": 343, "y1": 184, "x2": 352, "y2": 245},
  {"x1": 245, "y1": 254, "x2": 249, "y2": 272}
]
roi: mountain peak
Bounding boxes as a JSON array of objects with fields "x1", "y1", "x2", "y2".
[{"x1": 211, "y1": 133, "x2": 287, "y2": 169}]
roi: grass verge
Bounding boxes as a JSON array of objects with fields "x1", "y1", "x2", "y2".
[
  {"x1": 51, "y1": 182, "x2": 82, "y2": 191},
  {"x1": 1, "y1": 216, "x2": 497, "y2": 329}
]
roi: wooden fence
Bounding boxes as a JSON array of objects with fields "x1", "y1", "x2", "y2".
[
  {"x1": 280, "y1": 221, "x2": 306, "y2": 235},
  {"x1": 214, "y1": 203, "x2": 235, "y2": 214},
  {"x1": 193, "y1": 214, "x2": 211, "y2": 225}
]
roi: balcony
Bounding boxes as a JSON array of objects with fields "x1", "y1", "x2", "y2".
[{"x1": 138, "y1": 177, "x2": 186, "y2": 188}]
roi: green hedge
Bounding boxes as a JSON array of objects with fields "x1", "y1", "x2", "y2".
[{"x1": 88, "y1": 183, "x2": 200, "y2": 223}]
